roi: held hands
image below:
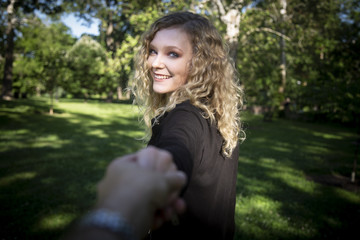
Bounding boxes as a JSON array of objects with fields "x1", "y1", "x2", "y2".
[{"x1": 96, "y1": 146, "x2": 186, "y2": 239}]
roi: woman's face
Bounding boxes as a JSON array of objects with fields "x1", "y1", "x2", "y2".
[{"x1": 147, "y1": 27, "x2": 193, "y2": 94}]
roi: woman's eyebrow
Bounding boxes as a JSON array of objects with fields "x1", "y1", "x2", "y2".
[
  {"x1": 149, "y1": 43, "x2": 156, "y2": 49},
  {"x1": 164, "y1": 46, "x2": 183, "y2": 53},
  {"x1": 149, "y1": 43, "x2": 184, "y2": 53}
]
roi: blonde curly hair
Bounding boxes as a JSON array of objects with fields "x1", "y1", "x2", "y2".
[{"x1": 132, "y1": 11, "x2": 245, "y2": 158}]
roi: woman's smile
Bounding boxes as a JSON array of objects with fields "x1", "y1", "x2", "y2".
[{"x1": 153, "y1": 73, "x2": 172, "y2": 81}]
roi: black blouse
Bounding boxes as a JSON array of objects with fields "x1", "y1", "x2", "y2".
[{"x1": 148, "y1": 101, "x2": 239, "y2": 240}]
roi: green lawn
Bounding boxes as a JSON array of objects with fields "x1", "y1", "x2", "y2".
[{"x1": 0, "y1": 98, "x2": 359, "y2": 240}]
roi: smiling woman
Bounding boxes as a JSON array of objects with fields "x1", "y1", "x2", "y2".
[
  {"x1": 132, "y1": 11, "x2": 244, "y2": 240},
  {"x1": 147, "y1": 27, "x2": 193, "y2": 94}
]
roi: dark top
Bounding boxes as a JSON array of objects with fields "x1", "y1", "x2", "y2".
[{"x1": 148, "y1": 101, "x2": 239, "y2": 240}]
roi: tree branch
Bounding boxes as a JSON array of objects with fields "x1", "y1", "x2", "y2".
[
  {"x1": 215, "y1": 0, "x2": 226, "y2": 16},
  {"x1": 246, "y1": 27, "x2": 291, "y2": 41}
]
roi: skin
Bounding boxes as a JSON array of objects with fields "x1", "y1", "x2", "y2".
[
  {"x1": 64, "y1": 147, "x2": 186, "y2": 240},
  {"x1": 147, "y1": 27, "x2": 193, "y2": 94},
  {"x1": 96, "y1": 147, "x2": 186, "y2": 237}
]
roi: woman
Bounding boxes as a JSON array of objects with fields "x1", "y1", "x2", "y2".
[{"x1": 132, "y1": 11, "x2": 245, "y2": 240}]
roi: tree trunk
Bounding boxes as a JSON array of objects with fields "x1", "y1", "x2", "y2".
[
  {"x1": 105, "y1": 0, "x2": 115, "y2": 55},
  {"x1": 36, "y1": 85, "x2": 41, "y2": 96},
  {"x1": 279, "y1": 29, "x2": 286, "y2": 94},
  {"x1": 106, "y1": 90, "x2": 113, "y2": 102},
  {"x1": 215, "y1": 0, "x2": 243, "y2": 66},
  {"x1": 106, "y1": 17, "x2": 114, "y2": 53},
  {"x1": 1, "y1": 0, "x2": 17, "y2": 100},
  {"x1": 279, "y1": 0, "x2": 287, "y2": 94},
  {"x1": 224, "y1": 9, "x2": 241, "y2": 64},
  {"x1": 49, "y1": 90, "x2": 54, "y2": 115},
  {"x1": 117, "y1": 86, "x2": 122, "y2": 100},
  {"x1": 352, "y1": 138, "x2": 359, "y2": 182}
]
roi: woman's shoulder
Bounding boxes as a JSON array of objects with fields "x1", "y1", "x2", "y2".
[
  {"x1": 173, "y1": 100, "x2": 200, "y2": 112},
  {"x1": 168, "y1": 100, "x2": 204, "y2": 119},
  {"x1": 152, "y1": 101, "x2": 200, "y2": 126},
  {"x1": 161, "y1": 101, "x2": 213, "y2": 135}
]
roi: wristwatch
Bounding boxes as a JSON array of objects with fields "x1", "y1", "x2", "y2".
[{"x1": 80, "y1": 208, "x2": 136, "y2": 240}]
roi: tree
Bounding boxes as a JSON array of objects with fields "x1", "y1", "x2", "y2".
[
  {"x1": 236, "y1": 0, "x2": 359, "y2": 126},
  {"x1": 235, "y1": 0, "x2": 291, "y2": 120},
  {"x1": 1, "y1": 0, "x2": 64, "y2": 100},
  {"x1": 65, "y1": 35, "x2": 107, "y2": 100},
  {"x1": 287, "y1": 0, "x2": 360, "y2": 124},
  {"x1": 213, "y1": 0, "x2": 245, "y2": 63},
  {"x1": 1, "y1": 0, "x2": 17, "y2": 99},
  {"x1": 196, "y1": 0, "x2": 255, "y2": 65},
  {"x1": 14, "y1": 19, "x2": 75, "y2": 112}
]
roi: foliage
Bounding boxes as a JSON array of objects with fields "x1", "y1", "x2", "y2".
[
  {"x1": 237, "y1": 0, "x2": 360, "y2": 126},
  {"x1": 238, "y1": 6, "x2": 283, "y2": 109},
  {"x1": 1, "y1": 0, "x2": 67, "y2": 98},
  {"x1": 65, "y1": 35, "x2": 107, "y2": 99},
  {"x1": 2, "y1": 0, "x2": 359, "y2": 125},
  {"x1": 14, "y1": 18, "x2": 75, "y2": 99}
]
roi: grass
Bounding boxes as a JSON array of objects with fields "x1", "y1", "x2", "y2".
[
  {"x1": 0, "y1": 98, "x2": 359, "y2": 240},
  {"x1": 235, "y1": 113, "x2": 360, "y2": 239}
]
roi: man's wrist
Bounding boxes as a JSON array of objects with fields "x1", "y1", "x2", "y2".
[{"x1": 79, "y1": 208, "x2": 137, "y2": 240}]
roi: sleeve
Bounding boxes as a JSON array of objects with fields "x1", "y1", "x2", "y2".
[{"x1": 149, "y1": 106, "x2": 205, "y2": 180}]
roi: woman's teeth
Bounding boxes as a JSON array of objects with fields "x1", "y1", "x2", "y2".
[{"x1": 155, "y1": 74, "x2": 171, "y2": 79}]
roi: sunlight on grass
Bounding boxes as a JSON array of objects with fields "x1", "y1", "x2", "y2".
[
  {"x1": 333, "y1": 187, "x2": 360, "y2": 204},
  {"x1": 57, "y1": 101, "x2": 139, "y2": 118},
  {"x1": 87, "y1": 129, "x2": 108, "y2": 138},
  {"x1": 312, "y1": 132, "x2": 343, "y2": 140},
  {"x1": 0, "y1": 172, "x2": 37, "y2": 186},
  {"x1": 239, "y1": 157, "x2": 315, "y2": 194},
  {"x1": 0, "y1": 129, "x2": 30, "y2": 151},
  {"x1": 3, "y1": 105, "x2": 31, "y2": 113},
  {"x1": 236, "y1": 195, "x2": 317, "y2": 239},
  {"x1": 252, "y1": 137, "x2": 267, "y2": 143},
  {"x1": 0, "y1": 131, "x2": 70, "y2": 151},
  {"x1": 303, "y1": 144, "x2": 329, "y2": 154},
  {"x1": 32, "y1": 135, "x2": 71, "y2": 148},
  {"x1": 37, "y1": 213, "x2": 76, "y2": 230},
  {"x1": 269, "y1": 169, "x2": 316, "y2": 193},
  {"x1": 236, "y1": 195, "x2": 290, "y2": 235},
  {"x1": 270, "y1": 145, "x2": 291, "y2": 153},
  {"x1": 1, "y1": 98, "x2": 359, "y2": 240}
]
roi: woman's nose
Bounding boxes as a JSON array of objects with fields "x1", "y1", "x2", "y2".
[{"x1": 151, "y1": 55, "x2": 165, "y2": 69}]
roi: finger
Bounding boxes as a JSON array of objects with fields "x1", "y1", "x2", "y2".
[
  {"x1": 136, "y1": 147, "x2": 159, "y2": 170},
  {"x1": 165, "y1": 171, "x2": 187, "y2": 192},
  {"x1": 154, "y1": 149, "x2": 175, "y2": 171},
  {"x1": 173, "y1": 199, "x2": 186, "y2": 215},
  {"x1": 111, "y1": 153, "x2": 137, "y2": 164},
  {"x1": 152, "y1": 216, "x2": 164, "y2": 229},
  {"x1": 137, "y1": 146, "x2": 174, "y2": 171},
  {"x1": 162, "y1": 207, "x2": 174, "y2": 221},
  {"x1": 106, "y1": 154, "x2": 137, "y2": 176}
]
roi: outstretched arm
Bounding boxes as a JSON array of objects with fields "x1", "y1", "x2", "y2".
[{"x1": 64, "y1": 146, "x2": 186, "y2": 240}]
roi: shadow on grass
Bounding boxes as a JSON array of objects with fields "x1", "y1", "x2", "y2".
[
  {"x1": 1, "y1": 100, "x2": 359, "y2": 240},
  {"x1": 235, "y1": 115, "x2": 360, "y2": 240},
  {"x1": 0, "y1": 99, "x2": 145, "y2": 239}
]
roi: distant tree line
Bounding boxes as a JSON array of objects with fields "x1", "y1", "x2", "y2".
[{"x1": 1, "y1": 0, "x2": 359, "y2": 126}]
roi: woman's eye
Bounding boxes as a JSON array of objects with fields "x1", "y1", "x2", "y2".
[
  {"x1": 149, "y1": 49, "x2": 157, "y2": 55},
  {"x1": 169, "y1": 52, "x2": 179, "y2": 58}
]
